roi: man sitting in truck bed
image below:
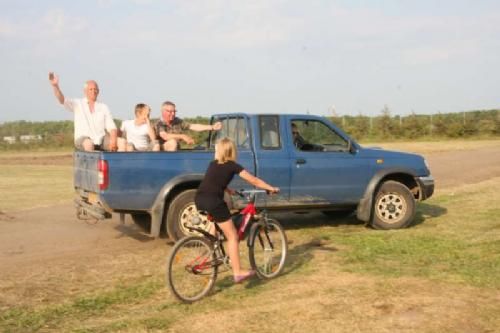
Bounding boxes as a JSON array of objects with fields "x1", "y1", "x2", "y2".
[{"x1": 155, "y1": 101, "x2": 223, "y2": 151}]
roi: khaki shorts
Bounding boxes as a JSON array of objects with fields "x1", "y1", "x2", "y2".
[
  {"x1": 75, "y1": 134, "x2": 112, "y2": 151},
  {"x1": 129, "y1": 140, "x2": 159, "y2": 151}
]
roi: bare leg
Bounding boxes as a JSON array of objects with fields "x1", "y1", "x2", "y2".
[
  {"x1": 217, "y1": 219, "x2": 251, "y2": 277},
  {"x1": 163, "y1": 139, "x2": 178, "y2": 151},
  {"x1": 117, "y1": 138, "x2": 127, "y2": 152},
  {"x1": 126, "y1": 143, "x2": 135, "y2": 152}
]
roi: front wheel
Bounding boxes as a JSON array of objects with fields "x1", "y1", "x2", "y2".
[
  {"x1": 166, "y1": 236, "x2": 218, "y2": 303},
  {"x1": 371, "y1": 180, "x2": 416, "y2": 229},
  {"x1": 248, "y1": 218, "x2": 288, "y2": 279}
]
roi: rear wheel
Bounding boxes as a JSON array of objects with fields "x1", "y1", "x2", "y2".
[
  {"x1": 371, "y1": 180, "x2": 415, "y2": 229},
  {"x1": 248, "y1": 218, "x2": 288, "y2": 279},
  {"x1": 166, "y1": 236, "x2": 217, "y2": 303}
]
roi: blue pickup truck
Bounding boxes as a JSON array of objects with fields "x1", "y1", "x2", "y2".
[{"x1": 74, "y1": 113, "x2": 434, "y2": 240}]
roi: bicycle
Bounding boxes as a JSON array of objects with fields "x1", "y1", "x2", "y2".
[{"x1": 166, "y1": 189, "x2": 288, "y2": 303}]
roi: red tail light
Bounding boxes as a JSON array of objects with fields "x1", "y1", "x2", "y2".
[{"x1": 98, "y1": 159, "x2": 109, "y2": 190}]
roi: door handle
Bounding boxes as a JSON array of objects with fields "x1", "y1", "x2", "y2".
[{"x1": 296, "y1": 158, "x2": 306, "y2": 165}]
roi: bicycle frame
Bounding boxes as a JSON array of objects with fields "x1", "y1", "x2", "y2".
[
  {"x1": 188, "y1": 190, "x2": 264, "y2": 240},
  {"x1": 185, "y1": 190, "x2": 267, "y2": 267}
]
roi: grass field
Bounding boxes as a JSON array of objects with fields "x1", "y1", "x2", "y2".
[
  {"x1": 1, "y1": 178, "x2": 499, "y2": 332},
  {"x1": 1, "y1": 143, "x2": 499, "y2": 332}
]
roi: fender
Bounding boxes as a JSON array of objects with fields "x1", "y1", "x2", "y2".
[
  {"x1": 149, "y1": 173, "x2": 204, "y2": 237},
  {"x1": 356, "y1": 168, "x2": 417, "y2": 223}
]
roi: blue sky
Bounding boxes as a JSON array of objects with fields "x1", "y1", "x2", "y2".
[{"x1": 1, "y1": 0, "x2": 499, "y2": 122}]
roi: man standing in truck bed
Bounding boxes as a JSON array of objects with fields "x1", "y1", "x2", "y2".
[
  {"x1": 48, "y1": 72, "x2": 118, "y2": 151},
  {"x1": 156, "y1": 101, "x2": 222, "y2": 151}
]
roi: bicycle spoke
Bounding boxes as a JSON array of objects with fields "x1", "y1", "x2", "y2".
[
  {"x1": 167, "y1": 237, "x2": 218, "y2": 303},
  {"x1": 249, "y1": 219, "x2": 288, "y2": 279}
]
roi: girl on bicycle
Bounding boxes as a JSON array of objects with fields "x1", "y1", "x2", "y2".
[{"x1": 195, "y1": 137, "x2": 279, "y2": 283}]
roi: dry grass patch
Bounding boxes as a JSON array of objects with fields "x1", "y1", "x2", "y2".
[
  {"x1": 0, "y1": 164, "x2": 73, "y2": 212},
  {"x1": 363, "y1": 139, "x2": 500, "y2": 154}
]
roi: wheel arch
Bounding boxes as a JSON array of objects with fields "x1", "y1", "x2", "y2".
[
  {"x1": 149, "y1": 174, "x2": 203, "y2": 237},
  {"x1": 356, "y1": 168, "x2": 418, "y2": 223}
]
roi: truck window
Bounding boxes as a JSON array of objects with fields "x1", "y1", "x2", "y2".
[
  {"x1": 259, "y1": 115, "x2": 281, "y2": 149},
  {"x1": 211, "y1": 116, "x2": 250, "y2": 149},
  {"x1": 291, "y1": 120, "x2": 348, "y2": 152}
]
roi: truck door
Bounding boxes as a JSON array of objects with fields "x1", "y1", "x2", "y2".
[
  {"x1": 252, "y1": 115, "x2": 290, "y2": 206},
  {"x1": 287, "y1": 118, "x2": 371, "y2": 205}
]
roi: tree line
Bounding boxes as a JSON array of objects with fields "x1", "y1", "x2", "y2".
[
  {"x1": 330, "y1": 107, "x2": 499, "y2": 141},
  {"x1": 1, "y1": 109, "x2": 499, "y2": 150}
]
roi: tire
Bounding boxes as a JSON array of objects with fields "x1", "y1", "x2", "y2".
[
  {"x1": 166, "y1": 236, "x2": 218, "y2": 303},
  {"x1": 371, "y1": 180, "x2": 416, "y2": 230},
  {"x1": 322, "y1": 209, "x2": 354, "y2": 219},
  {"x1": 166, "y1": 190, "x2": 211, "y2": 241},
  {"x1": 248, "y1": 218, "x2": 288, "y2": 279}
]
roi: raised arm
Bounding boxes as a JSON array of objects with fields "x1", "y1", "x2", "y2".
[
  {"x1": 48, "y1": 72, "x2": 65, "y2": 105},
  {"x1": 239, "y1": 170, "x2": 279, "y2": 193}
]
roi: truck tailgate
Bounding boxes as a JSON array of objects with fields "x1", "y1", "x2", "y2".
[{"x1": 74, "y1": 151, "x2": 100, "y2": 192}]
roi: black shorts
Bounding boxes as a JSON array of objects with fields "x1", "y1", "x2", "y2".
[{"x1": 194, "y1": 194, "x2": 231, "y2": 223}]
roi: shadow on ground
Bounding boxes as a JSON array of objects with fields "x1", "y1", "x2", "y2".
[
  {"x1": 412, "y1": 202, "x2": 448, "y2": 227},
  {"x1": 270, "y1": 201, "x2": 448, "y2": 231},
  {"x1": 271, "y1": 211, "x2": 363, "y2": 231}
]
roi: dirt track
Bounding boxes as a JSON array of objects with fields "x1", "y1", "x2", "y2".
[{"x1": 1, "y1": 145, "x2": 500, "y2": 282}]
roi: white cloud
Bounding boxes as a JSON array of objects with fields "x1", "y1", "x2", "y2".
[
  {"x1": 41, "y1": 9, "x2": 88, "y2": 37},
  {"x1": 156, "y1": 0, "x2": 302, "y2": 48}
]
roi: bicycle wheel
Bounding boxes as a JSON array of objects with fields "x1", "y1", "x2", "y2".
[
  {"x1": 248, "y1": 218, "x2": 288, "y2": 279},
  {"x1": 166, "y1": 236, "x2": 218, "y2": 303}
]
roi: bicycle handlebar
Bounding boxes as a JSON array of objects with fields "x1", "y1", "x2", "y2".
[{"x1": 234, "y1": 189, "x2": 269, "y2": 198}]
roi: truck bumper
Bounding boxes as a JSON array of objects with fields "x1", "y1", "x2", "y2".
[{"x1": 416, "y1": 175, "x2": 434, "y2": 200}]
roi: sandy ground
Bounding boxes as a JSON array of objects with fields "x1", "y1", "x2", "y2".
[{"x1": 1, "y1": 145, "x2": 500, "y2": 297}]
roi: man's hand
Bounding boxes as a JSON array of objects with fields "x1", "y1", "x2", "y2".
[
  {"x1": 48, "y1": 72, "x2": 59, "y2": 86},
  {"x1": 109, "y1": 130, "x2": 118, "y2": 151},
  {"x1": 212, "y1": 122, "x2": 223, "y2": 131},
  {"x1": 181, "y1": 134, "x2": 195, "y2": 145}
]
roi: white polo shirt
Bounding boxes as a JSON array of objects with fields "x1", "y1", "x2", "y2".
[{"x1": 64, "y1": 98, "x2": 117, "y2": 145}]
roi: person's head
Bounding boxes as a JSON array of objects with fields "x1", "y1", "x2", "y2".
[
  {"x1": 84, "y1": 80, "x2": 99, "y2": 102},
  {"x1": 161, "y1": 101, "x2": 176, "y2": 123},
  {"x1": 134, "y1": 103, "x2": 151, "y2": 122},
  {"x1": 215, "y1": 137, "x2": 237, "y2": 164},
  {"x1": 291, "y1": 123, "x2": 300, "y2": 136}
]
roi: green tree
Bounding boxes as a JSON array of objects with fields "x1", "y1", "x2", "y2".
[{"x1": 375, "y1": 105, "x2": 397, "y2": 139}]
